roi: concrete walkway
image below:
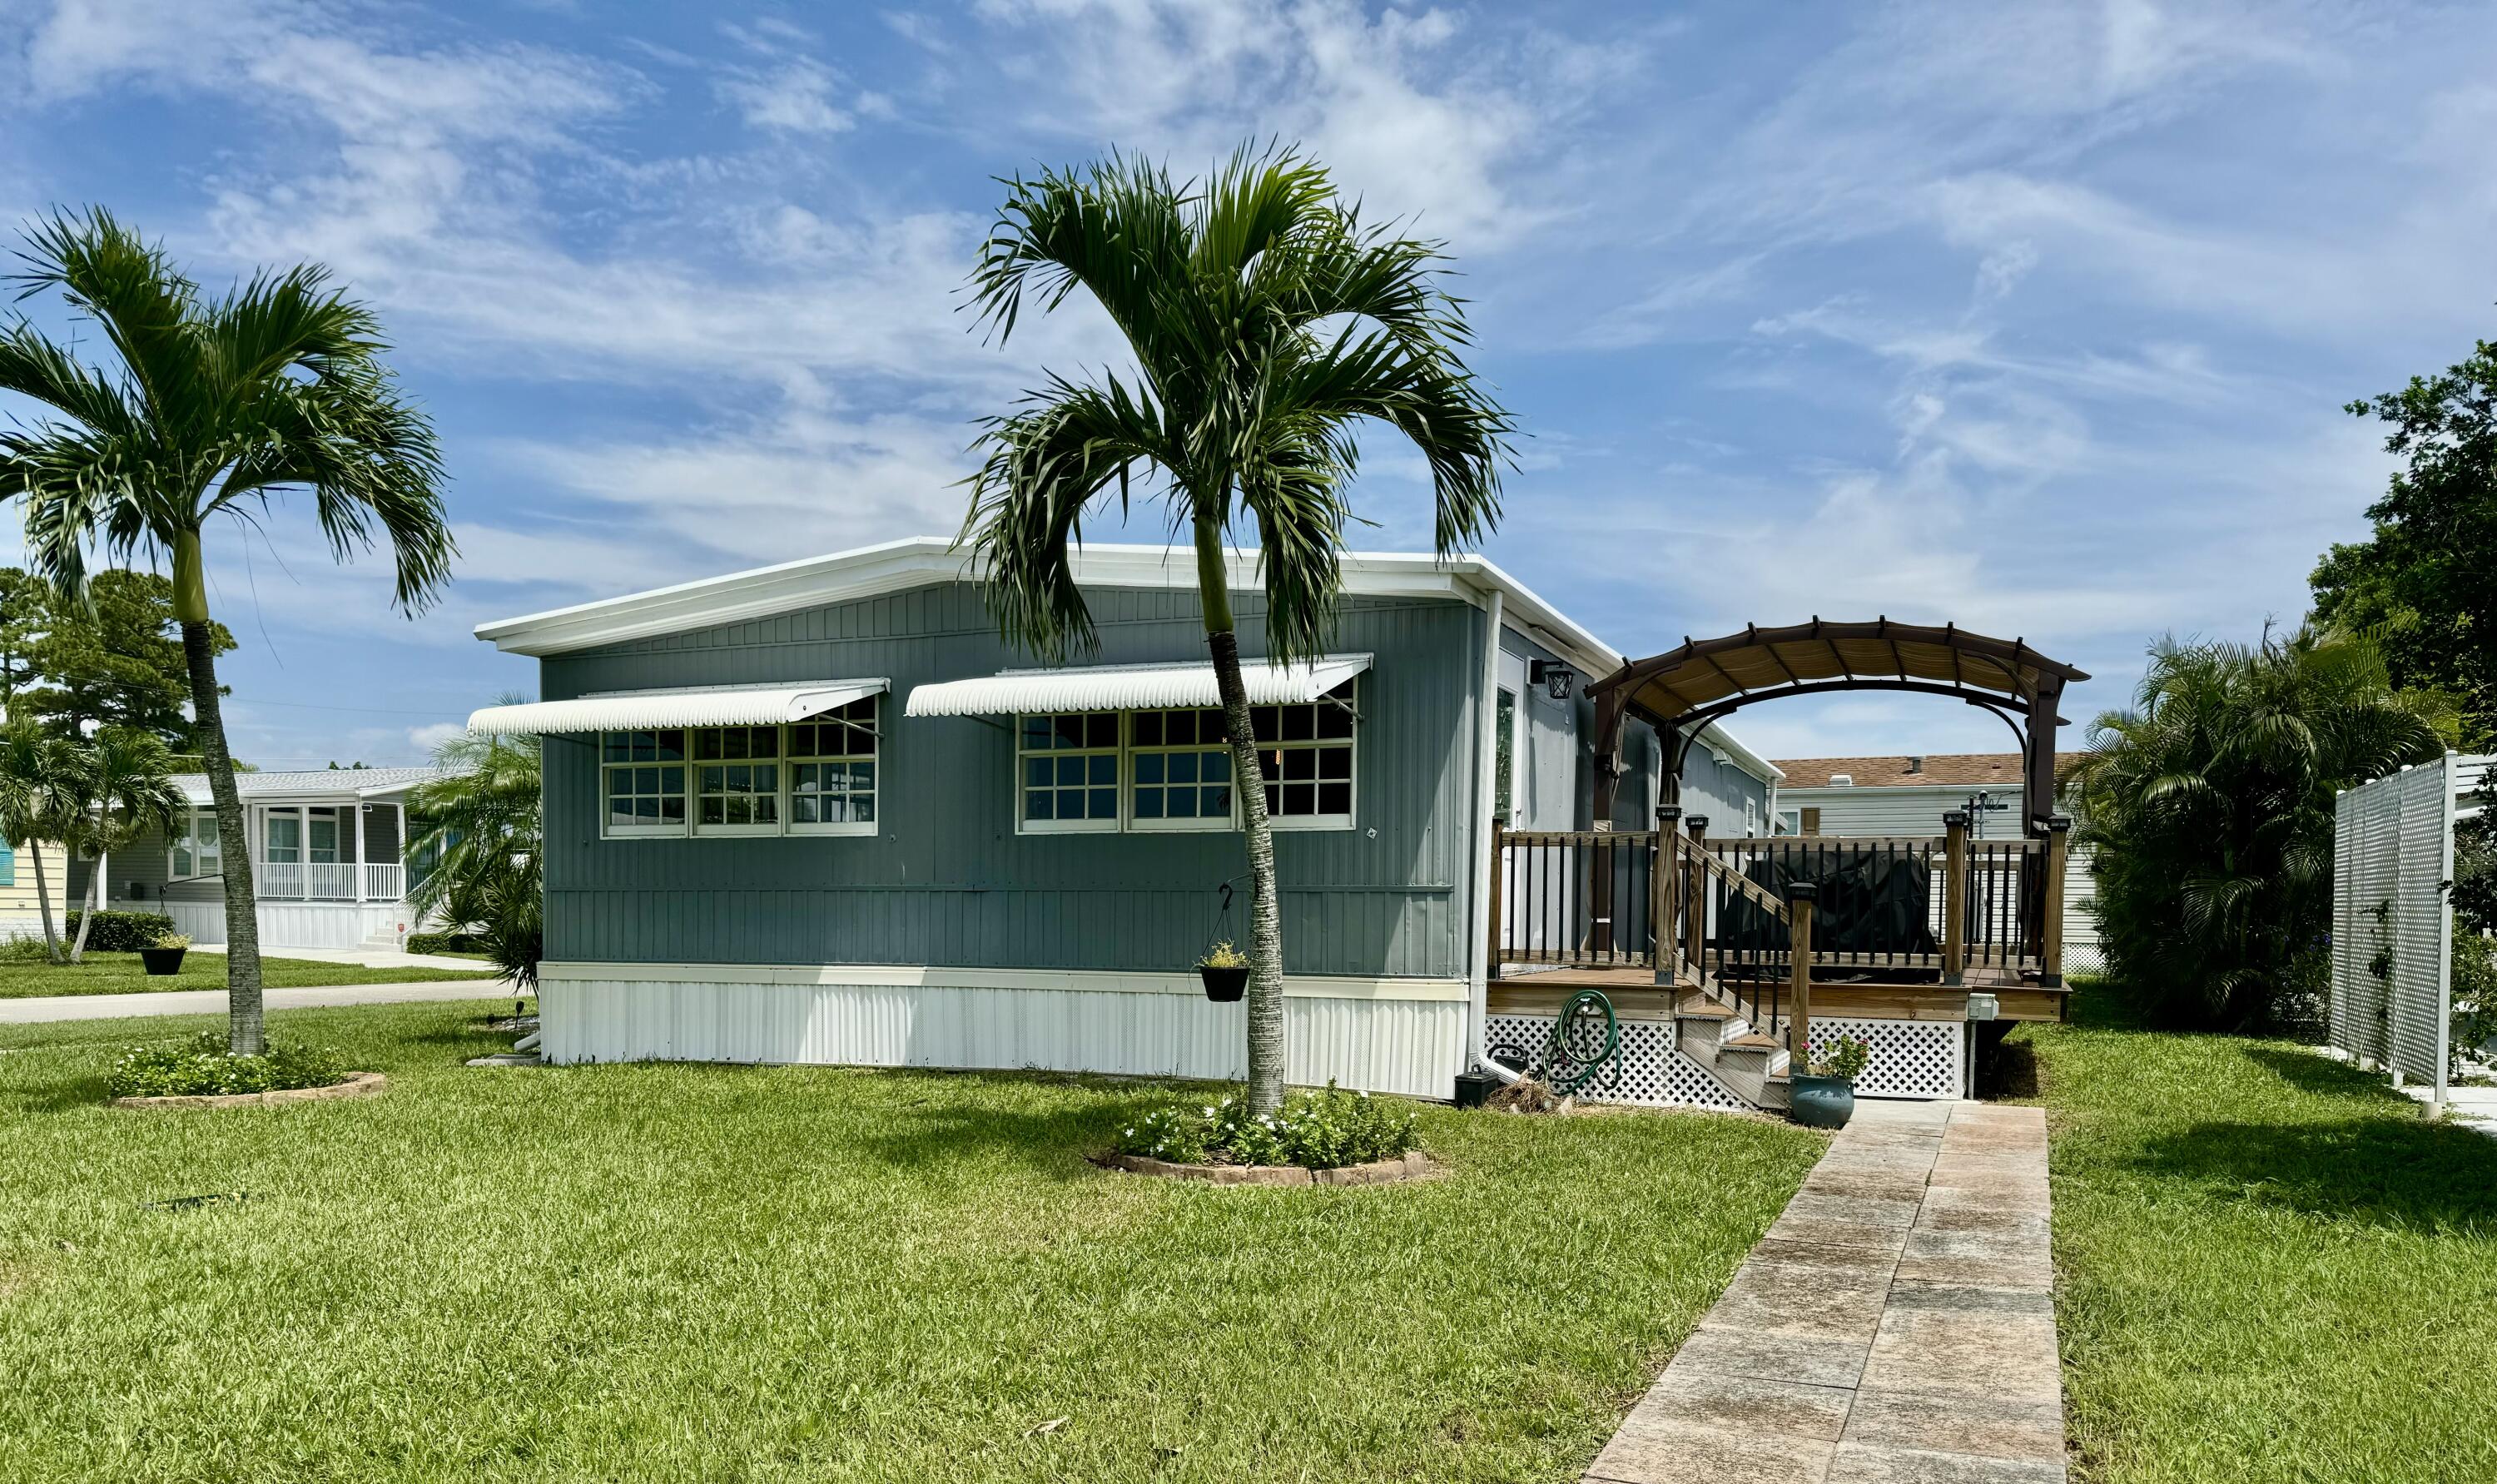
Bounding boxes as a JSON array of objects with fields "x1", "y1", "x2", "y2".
[
  {"x1": 0, "y1": 981, "x2": 513, "y2": 1025},
  {"x1": 1584, "y1": 1099, "x2": 2065, "y2": 1484}
]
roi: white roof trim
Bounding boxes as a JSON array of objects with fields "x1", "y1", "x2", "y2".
[
  {"x1": 468, "y1": 680, "x2": 889, "y2": 735},
  {"x1": 469, "y1": 534, "x2": 1776, "y2": 782},
  {"x1": 907, "y1": 655, "x2": 1371, "y2": 717}
]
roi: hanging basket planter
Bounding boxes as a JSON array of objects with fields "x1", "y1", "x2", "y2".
[
  {"x1": 139, "y1": 946, "x2": 188, "y2": 976},
  {"x1": 1198, "y1": 964, "x2": 1249, "y2": 1002}
]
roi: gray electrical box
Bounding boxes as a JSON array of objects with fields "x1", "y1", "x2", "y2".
[{"x1": 1965, "y1": 992, "x2": 2000, "y2": 1021}]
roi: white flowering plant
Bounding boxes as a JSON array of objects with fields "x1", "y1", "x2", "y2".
[{"x1": 1114, "y1": 1083, "x2": 1421, "y2": 1169}]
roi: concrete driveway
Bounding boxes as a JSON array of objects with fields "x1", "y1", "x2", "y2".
[{"x1": 0, "y1": 981, "x2": 517, "y2": 1025}]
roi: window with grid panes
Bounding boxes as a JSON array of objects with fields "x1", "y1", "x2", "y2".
[
  {"x1": 1250, "y1": 679, "x2": 1356, "y2": 827},
  {"x1": 1018, "y1": 712, "x2": 1120, "y2": 831},
  {"x1": 788, "y1": 697, "x2": 877, "y2": 832},
  {"x1": 693, "y1": 725, "x2": 782, "y2": 832},
  {"x1": 1129, "y1": 706, "x2": 1234, "y2": 829},
  {"x1": 602, "y1": 729, "x2": 688, "y2": 836}
]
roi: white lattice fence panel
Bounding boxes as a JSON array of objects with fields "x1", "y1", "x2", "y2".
[
  {"x1": 1483, "y1": 1014, "x2": 1745, "y2": 1110},
  {"x1": 1804, "y1": 1016, "x2": 1963, "y2": 1099}
]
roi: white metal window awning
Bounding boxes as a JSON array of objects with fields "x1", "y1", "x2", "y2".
[
  {"x1": 468, "y1": 679, "x2": 890, "y2": 735},
  {"x1": 906, "y1": 654, "x2": 1372, "y2": 717}
]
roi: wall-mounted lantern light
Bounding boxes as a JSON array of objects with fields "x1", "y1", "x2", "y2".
[{"x1": 1528, "y1": 659, "x2": 1577, "y2": 702}]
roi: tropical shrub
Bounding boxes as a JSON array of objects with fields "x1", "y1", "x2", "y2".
[
  {"x1": 405, "y1": 720, "x2": 540, "y2": 988},
  {"x1": 1114, "y1": 1084, "x2": 1421, "y2": 1169},
  {"x1": 107, "y1": 1032, "x2": 347, "y2": 1098},
  {"x1": 2070, "y1": 626, "x2": 2450, "y2": 1030},
  {"x1": 404, "y1": 931, "x2": 486, "y2": 955},
  {"x1": 62, "y1": 910, "x2": 177, "y2": 953}
]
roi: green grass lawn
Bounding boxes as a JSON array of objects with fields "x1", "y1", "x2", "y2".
[
  {"x1": 0, "y1": 1002, "x2": 1824, "y2": 1483},
  {"x1": 2014, "y1": 992, "x2": 2497, "y2": 1483},
  {"x1": 0, "y1": 950, "x2": 498, "y2": 998}
]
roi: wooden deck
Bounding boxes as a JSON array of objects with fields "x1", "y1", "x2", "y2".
[{"x1": 1487, "y1": 966, "x2": 2066, "y2": 1025}]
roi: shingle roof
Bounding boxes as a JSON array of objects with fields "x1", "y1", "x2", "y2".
[
  {"x1": 1770, "y1": 752, "x2": 2082, "y2": 790},
  {"x1": 170, "y1": 766, "x2": 456, "y2": 803}
]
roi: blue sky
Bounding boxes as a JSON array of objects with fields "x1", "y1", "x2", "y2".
[{"x1": 2, "y1": 0, "x2": 2490, "y2": 770}]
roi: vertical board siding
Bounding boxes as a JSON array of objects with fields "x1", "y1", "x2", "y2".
[
  {"x1": 539, "y1": 978, "x2": 1465, "y2": 1098},
  {"x1": 542, "y1": 584, "x2": 1479, "y2": 979}
]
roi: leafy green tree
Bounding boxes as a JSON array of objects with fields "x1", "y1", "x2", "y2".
[
  {"x1": 960, "y1": 145, "x2": 1512, "y2": 1112},
  {"x1": 2312, "y1": 335, "x2": 2497, "y2": 748},
  {"x1": 404, "y1": 714, "x2": 541, "y2": 988},
  {"x1": 0, "y1": 718, "x2": 77, "y2": 960},
  {"x1": 0, "y1": 208, "x2": 454, "y2": 1053},
  {"x1": 2070, "y1": 626, "x2": 2451, "y2": 1030},
  {"x1": 0, "y1": 567, "x2": 234, "y2": 746},
  {"x1": 58, "y1": 727, "x2": 183, "y2": 962}
]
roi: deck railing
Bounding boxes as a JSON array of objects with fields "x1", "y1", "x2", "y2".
[
  {"x1": 1488, "y1": 809, "x2": 2070, "y2": 991},
  {"x1": 251, "y1": 858, "x2": 407, "y2": 901}
]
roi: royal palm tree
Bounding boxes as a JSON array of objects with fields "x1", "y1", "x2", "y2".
[
  {"x1": 60, "y1": 726, "x2": 184, "y2": 963},
  {"x1": 405, "y1": 711, "x2": 543, "y2": 988},
  {"x1": 2070, "y1": 625, "x2": 2450, "y2": 1030},
  {"x1": 961, "y1": 146, "x2": 1513, "y2": 1111},
  {"x1": 0, "y1": 209, "x2": 453, "y2": 1050},
  {"x1": 0, "y1": 717, "x2": 75, "y2": 961}
]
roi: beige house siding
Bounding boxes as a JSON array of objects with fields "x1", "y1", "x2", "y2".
[{"x1": 0, "y1": 840, "x2": 79, "y2": 932}]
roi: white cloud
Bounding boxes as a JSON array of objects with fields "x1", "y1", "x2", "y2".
[
  {"x1": 717, "y1": 60, "x2": 854, "y2": 135},
  {"x1": 407, "y1": 721, "x2": 465, "y2": 753}
]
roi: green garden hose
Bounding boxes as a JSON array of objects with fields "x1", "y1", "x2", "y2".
[{"x1": 1541, "y1": 989, "x2": 1623, "y2": 1096}]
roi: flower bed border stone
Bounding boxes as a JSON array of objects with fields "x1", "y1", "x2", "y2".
[
  {"x1": 108, "y1": 1071, "x2": 388, "y2": 1110},
  {"x1": 1103, "y1": 1149, "x2": 1440, "y2": 1186}
]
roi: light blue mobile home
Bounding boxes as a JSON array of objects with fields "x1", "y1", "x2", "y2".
[{"x1": 470, "y1": 538, "x2": 1777, "y2": 1097}]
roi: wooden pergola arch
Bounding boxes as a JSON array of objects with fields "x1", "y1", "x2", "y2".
[{"x1": 1588, "y1": 618, "x2": 2089, "y2": 838}]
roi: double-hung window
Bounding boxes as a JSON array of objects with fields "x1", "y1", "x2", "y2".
[
  {"x1": 1019, "y1": 712, "x2": 1120, "y2": 832},
  {"x1": 1252, "y1": 679, "x2": 1356, "y2": 828},
  {"x1": 789, "y1": 697, "x2": 878, "y2": 835},
  {"x1": 1129, "y1": 707, "x2": 1232, "y2": 831},
  {"x1": 603, "y1": 729, "x2": 688, "y2": 836},
  {"x1": 168, "y1": 807, "x2": 222, "y2": 880}
]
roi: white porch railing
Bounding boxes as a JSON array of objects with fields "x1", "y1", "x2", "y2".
[{"x1": 251, "y1": 859, "x2": 405, "y2": 901}]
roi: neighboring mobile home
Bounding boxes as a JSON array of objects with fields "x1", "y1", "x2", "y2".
[
  {"x1": 469, "y1": 538, "x2": 1779, "y2": 1097},
  {"x1": 1770, "y1": 752, "x2": 2101, "y2": 975},
  {"x1": 95, "y1": 767, "x2": 454, "y2": 950}
]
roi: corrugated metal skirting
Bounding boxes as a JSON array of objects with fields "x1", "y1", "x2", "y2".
[{"x1": 539, "y1": 978, "x2": 1467, "y2": 1099}]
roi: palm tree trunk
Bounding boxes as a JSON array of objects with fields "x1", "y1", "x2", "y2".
[
  {"x1": 28, "y1": 836, "x2": 61, "y2": 964},
  {"x1": 67, "y1": 856, "x2": 97, "y2": 964},
  {"x1": 1194, "y1": 514, "x2": 1287, "y2": 1114},
  {"x1": 181, "y1": 618, "x2": 264, "y2": 1054}
]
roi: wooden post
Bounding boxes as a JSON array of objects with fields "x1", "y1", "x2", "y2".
[
  {"x1": 2041, "y1": 814, "x2": 2072, "y2": 988},
  {"x1": 1683, "y1": 814, "x2": 1711, "y2": 972},
  {"x1": 1942, "y1": 808, "x2": 1969, "y2": 987},
  {"x1": 1486, "y1": 817, "x2": 1507, "y2": 982},
  {"x1": 1652, "y1": 805, "x2": 1680, "y2": 981},
  {"x1": 1786, "y1": 881, "x2": 1817, "y2": 1065}
]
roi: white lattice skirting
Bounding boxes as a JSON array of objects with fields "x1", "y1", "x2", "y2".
[
  {"x1": 1485, "y1": 1014, "x2": 1749, "y2": 1110},
  {"x1": 1803, "y1": 1017, "x2": 1966, "y2": 1099},
  {"x1": 1486, "y1": 1012, "x2": 1966, "y2": 1107}
]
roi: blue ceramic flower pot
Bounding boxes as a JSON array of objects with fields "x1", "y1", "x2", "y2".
[{"x1": 1789, "y1": 1073, "x2": 1855, "y2": 1129}]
